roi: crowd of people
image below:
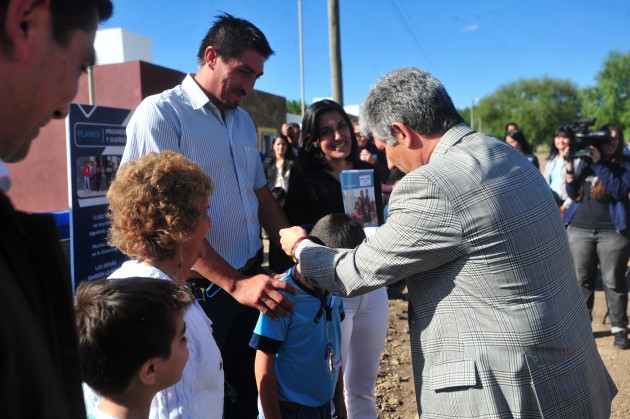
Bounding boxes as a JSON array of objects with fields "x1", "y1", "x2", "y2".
[
  {"x1": 505, "y1": 121, "x2": 630, "y2": 351},
  {"x1": 0, "y1": 1, "x2": 627, "y2": 419}
]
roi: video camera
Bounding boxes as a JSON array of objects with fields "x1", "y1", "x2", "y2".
[{"x1": 567, "y1": 117, "x2": 612, "y2": 159}]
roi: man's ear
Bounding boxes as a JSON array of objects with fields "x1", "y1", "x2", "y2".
[
  {"x1": 3, "y1": 0, "x2": 50, "y2": 61},
  {"x1": 137, "y1": 358, "x2": 158, "y2": 386},
  {"x1": 204, "y1": 46, "x2": 219, "y2": 69},
  {"x1": 391, "y1": 122, "x2": 414, "y2": 148}
]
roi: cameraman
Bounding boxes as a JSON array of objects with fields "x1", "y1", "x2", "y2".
[{"x1": 564, "y1": 124, "x2": 630, "y2": 350}]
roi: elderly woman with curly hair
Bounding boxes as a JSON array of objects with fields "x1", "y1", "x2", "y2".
[{"x1": 83, "y1": 150, "x2": 224, "y2": 419}]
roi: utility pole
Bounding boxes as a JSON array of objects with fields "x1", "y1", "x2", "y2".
[
  {"x1": 470, "y1": 99, "x2": 474, "y2": 131},
  {"x1": 328, "y1": 0, "x2": 343, "y2": 105},
  {"x1": 88, "y1": 66, "x2": 95, "y2": 105}
]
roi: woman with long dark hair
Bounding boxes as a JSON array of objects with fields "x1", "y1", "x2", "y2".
[
  {"x1": 505, "y1": 129, "x2": 539, "y2": 169},
  {"x1": 284, "y1": 100, "x2": 387, "y2": 418},
  {"x1": 263, "y1": 134, "x2": 295, "y2": 192},
  {"x1": 564, "y1": 124, "x2": 630, "y2": 350},
  {"x1": 284, "y1": 100, "x2": 383, "y2": 227},
  {"x1": 543, "y1": 126, "x2": 575, "y2": 209}
]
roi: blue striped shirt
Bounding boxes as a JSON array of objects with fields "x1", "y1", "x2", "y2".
[{"x1": 121, "y1": 74, "x2": 266, "y2": 269}]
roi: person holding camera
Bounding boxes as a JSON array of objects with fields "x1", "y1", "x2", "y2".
[{"x1": 564, "y1": 124, "x2": 630, "y2": 350}]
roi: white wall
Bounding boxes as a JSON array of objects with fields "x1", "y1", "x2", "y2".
[{"x1": 94, "y1": 28, "x2": 153, "y2": 65}]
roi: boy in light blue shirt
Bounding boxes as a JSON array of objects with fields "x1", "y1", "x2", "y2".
[{"x1": 250, "y1": 214, "x2": 366, "y2": 419}]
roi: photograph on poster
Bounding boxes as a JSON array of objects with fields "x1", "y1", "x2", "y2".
[{"x1": 76, "y1": 156, "x2": 119, "y2": 198}]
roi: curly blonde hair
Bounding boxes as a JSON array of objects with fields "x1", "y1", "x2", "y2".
[{"x1": 106, "y1": 151, "x2": 213, "y2": 261}]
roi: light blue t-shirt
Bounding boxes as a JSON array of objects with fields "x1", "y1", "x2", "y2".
[{"x1": 250, "y1": 267, "x2": 344, "y2": 407}]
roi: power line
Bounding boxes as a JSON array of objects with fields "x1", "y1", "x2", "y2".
[{"x1": 387, "y1": 0, "x2": 442, "y2": 76}]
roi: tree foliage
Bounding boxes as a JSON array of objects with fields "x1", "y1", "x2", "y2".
[
  {"x1": 581, "y1": 50, "x2": 630, "y2": 129},
  {"x1": 286, "y1": 99, "x2": 307, "y2": 116},
  {"x1": 475, "y1": 77, "x2": 581, "y2": 147}
]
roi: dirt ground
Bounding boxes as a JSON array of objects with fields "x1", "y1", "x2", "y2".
[{"x1": 375, "y1": 286, "x2": 630, "y2": 419}]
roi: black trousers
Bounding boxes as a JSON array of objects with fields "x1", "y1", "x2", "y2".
[{"x1": 187, "y1": 254, "x2": 262, "y2": 419}]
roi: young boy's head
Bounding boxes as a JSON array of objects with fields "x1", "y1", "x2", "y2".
[
  {"x1": 75, "y1": 277, "x2": 195, "y2": 399},
  {"x1": 309, "y1": 213, "x2": 366, "y2": 249}
]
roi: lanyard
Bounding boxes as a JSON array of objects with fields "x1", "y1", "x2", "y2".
[
  {"x1": 313, "y1": 286, "x2": 336, "y2": 323},
  {"x1": 289, "y1": 266, "x2": 338, "y2": 374},
  {"x1": 288, "y1": 266, "x2": 335, "y2": 323}
]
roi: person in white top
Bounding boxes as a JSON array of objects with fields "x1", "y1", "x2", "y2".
[
  {"x1": 542, "y1": 125, "x2": 576, "y2": 212},
  {"x1": 83, "y1": 151, "x2": 224, "y2": 419}
]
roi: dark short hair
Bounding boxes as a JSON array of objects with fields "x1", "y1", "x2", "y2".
[
  {"x1": 505, "y1": 122, "x2": 518, "y2": 132},
  {"x1": 299, "y1": 99, "x2": 359, "y2": 171},
  {"x1": 75, "y1": 277, "x2": 194, "y2": 397},
  {"x1": 309, "y1": 213, "x2": 366, "y2": 249},
  {"x1": 50, "y1": 0, "x2": 113, "y2": 46},
  {"x1": 196, "y1": 12, "x2": 274, "y2": 65}
]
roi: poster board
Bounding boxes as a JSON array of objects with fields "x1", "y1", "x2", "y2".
[{"x1": 66, "y1": 103, "x2": 130, "y2": 287}]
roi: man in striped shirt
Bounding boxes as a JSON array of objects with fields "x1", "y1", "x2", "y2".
[{"x1": 121, "y1": 13, "x2": 295, "y2": 419}]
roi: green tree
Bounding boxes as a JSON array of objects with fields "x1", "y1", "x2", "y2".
[
  {"x1": 458, "y1": 107, "x2": 471, "y2": 126},
  {"x1": 475, "y1": 77, "x2": 581, "y2": 147},
  {"x1": 286, "y1": 99, "x2": 307, "y2": 115},
  {"x1": 581, "y1": 50, "x2": 630, "y2": 130}
]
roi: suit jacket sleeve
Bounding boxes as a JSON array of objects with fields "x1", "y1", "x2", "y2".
[{"x1": 299, "y1": 171, "x2": 463, "y2": 297}]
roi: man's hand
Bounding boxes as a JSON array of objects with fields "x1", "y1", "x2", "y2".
[
  {"x1": 193, "y1": 240, "x2": 296, "y2": 320},
  {"x1": 231, "y1": 274, "x2": 297, "y2": 320},
  {"x1": 280, "y1": 226, "x2": 308, "y2": 256}
]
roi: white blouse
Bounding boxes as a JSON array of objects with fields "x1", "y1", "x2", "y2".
[{"x1": 83, "y1": 260, "x2": 224, "y2": 419}]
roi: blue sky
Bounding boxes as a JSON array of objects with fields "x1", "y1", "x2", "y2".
[{"x1": 100, "y1": 0, "x2": 630, "y2": 110}]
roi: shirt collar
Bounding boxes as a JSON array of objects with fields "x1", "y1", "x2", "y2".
[
  {"x1": 434, "y1": 123, "x2": 475, "y2": 154},
  {"x1": 182, "y1": 74, "x2": 237, "y2": 118},
  {"x1": 182, "y1": 74, "x2": 211, "y2": 110}
]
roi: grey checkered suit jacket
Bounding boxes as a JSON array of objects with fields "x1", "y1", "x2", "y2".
[{"x1": 299, "y1": 124, "x2": 617, "y2": 418}]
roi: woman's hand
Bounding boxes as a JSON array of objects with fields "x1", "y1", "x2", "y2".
[{"x1": 589, "y1": 145, "x2": 602, "y2": 163}]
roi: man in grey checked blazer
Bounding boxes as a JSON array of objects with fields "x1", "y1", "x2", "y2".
[{"x1": 280, "y1": 68, "x2": 617, "y2": 418}]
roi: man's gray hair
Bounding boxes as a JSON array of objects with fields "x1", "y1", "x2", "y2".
[{"x1": 360, "y1": 68, "x2": 464, "y2": 144}]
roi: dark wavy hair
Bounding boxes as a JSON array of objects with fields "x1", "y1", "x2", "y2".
[{"x1": 298, "y1": 99, "x2": 359, "y2": 171}]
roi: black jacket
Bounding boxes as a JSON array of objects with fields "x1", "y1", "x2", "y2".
[{"x1": 0, "y1": 192, "x2": 86, "y2": 419}]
